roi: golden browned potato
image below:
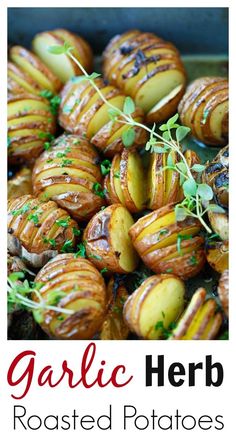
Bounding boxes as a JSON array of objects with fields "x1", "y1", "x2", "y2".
[
  {"x1": 147, "y1": 149, "x2": 200, "y2": 210},
  {"x1": 8, "y1": 167, "x2": 33, "y2": 200},
  {"x1": 104, "y1": 149, "x2": 146, "y2": 212},
  {"x1": 169, "y1": 288, "x2": 222, "y2": 340},
  {"x1": 58, "y1": 77, "x2": 147, "y2": 157},
  {"x1": 218, "y1": 270, "x2": 228, "y2": 317},
  {"x1": 203, "y1": 145, "x2": 228, "y2": 208},
  {"x1": 32, "y1": 29, "x2": 93, "y2": 83},
  {"x1": 8, "y1": 94, "x2": 56, "y2": 164},
  {"x1": 129, "y1": 204, "x2": 205, "y2": 279},
  {"x1": 9, "y1": 46, "x2": 62, "y2": 94},
  {"x1": 33, "y1": 254, "x2": 107, "y2": 339},
  {"x1": 8, "y1": 195, "x2": 78, "y2": 267},
  {"x1": 206, "y1": 240, "x2": 228, "y2": 273},
  {"x1": 32, "y1": 134, "x2": 104, "y2": 221},
  {"x1": 123, "y1": 274, "x2": 185, "y2": 339},
  {"x1": 83, "y1": 204, "x2": 139, "y2": 273},
  {"x1": 100, "y1": 277, "x2": 129, "y2": 340},
  {"x1": 103, "y1": 29, "x2": 186, "y2": 123},
  {"x1": 178, "y1": 77, "x2": 228, "y2": 146}
]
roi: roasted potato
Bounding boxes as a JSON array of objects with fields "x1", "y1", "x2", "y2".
[
  {"x1": 8, "y1": 195, "x2": 78, "y2": 267},
  {"x1": 32, "y1": 134, "x2": 104, "y2": 221},
  {"x1": 218, "y1": 270, "x2": 228, "y2": 317},
  {"x1": 100, "y1": 277, "x2": 129, "y2": 340},
  {"x1": 58, "y1": 77, "x2": 147, "y2": 157},
  {"x1": 103, "y1": 29, "x2": 186, "y2": 123},
  {"x1": 169, "y1": 288, "x2": 222, "y2": 340},
  {"x1": 33, "y1": 254, "x2": 107, "y2": 339},
  {"x1": 206, "y1": 240, "x2": 228, "y2": 273},
  {"x1": 123, "y1": 274, "x2": 185, "y2": 339},
  {"x1": 8, "y1": 167, "x2": 33, "y2": 200},
  {"x1": 147, "y1": 149, "x2": 200, "y2": 210},
  {"x1": 32, "y1": 29, "x2": 93, "y2": 83},
  {"x1": 203, "y1": 145, "x2": 228, "y2": 208},
  {"x1": 178, "y1": 77, "x2": 228, "y2": 146},
  {"x1": 104, "y1": 149, "x2": 146, "y2": 212},
  {"x1": 9, "y1": 46, "x2": 62, "y2": 95},
  {"x1": 83, "y1": 204, "x2": 139, "y2": 273},
  {"x1": 8, "y1": 94, "x2": 56, "y2": 164},
  {"x1": 129, "y1": 204, "x2": 205, "y2": 279}
]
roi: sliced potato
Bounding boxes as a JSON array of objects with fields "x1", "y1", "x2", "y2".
[
  {"x1": 34, "y1": 254, "x2": 107, "y2": 339},
  {"x1": 103, "y1": 29, "x2": 186, "y2": 122},
  {"x1": 178, "y1": 77, "x2": 228, "y2": 146},
  {"x1": 169, "y1": 288, "x2": 222, "y2": 340},
  {"x1": 83, "y1": 204, "x2": 139, "y2": 273},
  {"x1": 206, "y1": 240, "x2": 228, "y2": 273},
  {"x1": 100, "y1": 277, "x2": 129, "y2": 340},
  {"x1": 59, "y1": 78, "x2": 147, "y2": 157},
  {"x1": 218, "y1": 270, "x2": 229, "y2": 317},
  {"x1": 129, "y1": 204, "x2": 205, "y2": 279},
  {"x1": 123, "y1": 274, "x2": 185, "y2": 339},
  {"x1": 9, "y1": 46, "x2": 62, "y2": 94},
  {"x1": 32, "y1": 134, "x2": 103, "y2": 221},
  {"x1": 8, "y1": 195, "x2": 78, "y2": 267},
  {"x1": 8, "y1": 167, "x2": 33, "y2": 200},
  {"x1": 32, "y1": 28, "x2": 93, "y2": 83},
  {"x1": 8, "y1": 94, "x2": 56, "y2": 164}
]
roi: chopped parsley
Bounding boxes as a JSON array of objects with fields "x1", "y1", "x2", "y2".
[
  {"x1": 75, "y1": 242, "x2": 87, "y2": 258},
  {"x1": 189, "y1": 255, "x2": 198, "y2": 266},
  {"x1": 56, "y1": 216, "x2": 71, "y2": 228},
  {"x1": 93, "y1": 182, "x2": 106, "y2": 198},
  {"x1": 43, "y1": 237, "x2": 56, "y2": 247},
  {"x1": 88, "y1": 254, "x2": 102, "y2": 260},
  {"x1": 100, "y1": 159, "x2": 111, "y2": 176},
  {"x1": 61, "y1": 239, "x2": 74, "y2": 253},
  {"x1": 100, "y1": 267, "x2": 108, "y2": 274},
  {"x1": 60, "y1": 159, "x2": 73, "y2": 167},
  {"x1": 11, "y1": 203, "x2": 31, "y2": 216},
  {"x1": 72, "y1": 227, "x2": 81, "y2": 237}
]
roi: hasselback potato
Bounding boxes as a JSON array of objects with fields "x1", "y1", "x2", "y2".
[
  {"x1": 206, "y1": 240, "x2": 228, "y2": 273},
  {"x1": 103, "y1": 29, "x2": 186, "y2": 123},
  {"x1": 169, "y1": 288, "x2": 222, "y2": 340},
  {"x1": 58, "y1": 77, "x2": 147, "y2": 157},
  {"x1": 8, "y1": 46, "x2": 62, "y2": 95},
  {"x1": 147, "y1": 149, "x2": 200, "y2": 210},
  {"x1": 8, "y1": 167, "x2": 33, "y2": 200},
  {"x1": 178, "y1": 77, "x2": 228, "y2": 146},
  {"x1": 104, "y1": 149, "x2": 146, "y2": 212},
  {"x1": 129, "y1": 204, "x2": 205, "y2": 279},
  {"x1": 83, "y1": 204, "x2": 139, "y2": 273},
  {"x1": 8, "y1": 195, "x2": 78, "y2": 267},
  {"x1": 32, "y1": 134, "x2": 104, "y2": 221},
  {"x1": 218, "y1": 270, "x2": 229, "y2": 317},
  {"x1": 100, "y1": 277, "x2": 129, "y2": 340},
  {"x1": 33, "y1": 254, "x2": 107, "y2": 339},
  {"x1": 8, "y1": 93, "x2": 56, "y2": 164},
  {"x1": 123, "y1": 274, "x2": 185, "y2": 339},
  {"x1": 32, "y1": 28, "x2": 93, "y2": 83}
]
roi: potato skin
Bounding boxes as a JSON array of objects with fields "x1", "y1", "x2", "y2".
[
  {"x1": 34, "y1": 254, "x2": 107, "y2": 339},
  {"x1": 103, "y1": 29, "x2": 186, "y2": 122},
  {"x1": 203, "y1": 145, "x2": 228, "y2": 208},
  {"x1": 206, "y1": 240, "x2": 228, "y2": 273},
  {"x1": 32, "y1": 134, "x2": 104, "y2": 221},
  {"x1": 8, "y1": 93, "x2": 56, "y2": 164},
  {"x1": 83, "y1": 204, "x2": 139, "y2": 273},
  {"x1": 178, "y1": 77, "x2": 228, "y2": 146},
  {"x1": 58, "y1": 78, "x2": 147, "y2": 157},
  {"x1": 8, "y1": 195, "x2": 78, "y2": 267},
  {"x1": 8, "y1": 167, "x2": 33, "y2": 200},
  {"x1": 218, "y1": 270, "x2": 229, "y2": 317},
  {"x1": 129, "y1": 204, "x2": 205, "y2": 280}
]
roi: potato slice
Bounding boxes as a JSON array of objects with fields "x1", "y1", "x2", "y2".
[
  {"x1": 206, "y1": 240, "x2": 228, "y2": 273},
  {"x1": 120, "y1": 149, "x2": 146, "y2": 212},
  {"x1": 32, "y1": 29, "x2": 93, "y2": 83},
  {"x1": 32, "y1": 134, "x2": 103, "y2": 221},
  {"x1": 170, "y1": 288, "x2": 222, "y2": 340},
  {"x1": 218, "y1": 270, "x2": 229, "y2": 317},
  {"x1": 123, "y1": 274, "x2": 185, "y2": 339},
  {"x1": 84, "y1": 204, "x2": 139, "y2": 273},
  {"x1": 33, "y1": 254, "x2": 107, "y2": 339}
]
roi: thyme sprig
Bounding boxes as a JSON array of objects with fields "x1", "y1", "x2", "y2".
[{"x1": 48, "y1": 42, "x2": 225, "y2": 233}]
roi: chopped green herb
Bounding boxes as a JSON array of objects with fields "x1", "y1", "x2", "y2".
[
  {"x1": 61, "y1": 239, "x2": 74, "y2": 253},
  {"x1": 56, "y1": 216, "x2": 71, "y2": 228},
  {"x1": 166, "y1": 268, "x2": 173, "y2": 273},
  {"x1": 7, "y1": 136, "x2": 11, "y2": 148},
  {"x1": 60, "y1": 158, "x2": 73, "y2": 167},
  {"x1": 114, "y1": 172, "x2": 120, "y2": 178},
  {"x1": 11, "y1": 203, "x2": 31, "y2": 216},
  {"x1": 46, "y1": 159, "x2": 53, "y2": 163},
  {"x1": 100, "y1": 267, "x2": 108, "y2": 274},
  {"x1": 100, "y1": 159, "x2": 111, "y2": 176},
  {"x1": 189, "y1": 255, "x2": 198, "y2": 266},
  {"x1": 93, "y1": 182, "x2": 106, "y2": 198},
  {"x1": 43, "y1": 237, "x2": 56, "y2": 247},
  {"x1": 75, "y1": 242, "x2": 87, "y2": 258},
  {"x1": 177, "y1": 233, "x2": 193, "y2": 255},
  {"x1": 39, "y1": 89, "x2": 54, "y2": 100},
  {"x1": 72, "y1": 227, "x2": 81, "y2": 237},
  {"x1": 88, "y1": 254, "x2": 102, "y2": 260},
  {"x1": 49, "y1": 95, "x2": 61, "y2": 115},
  {"x1": 27, "y1": 212, "x2": 41, "y2": 225}
]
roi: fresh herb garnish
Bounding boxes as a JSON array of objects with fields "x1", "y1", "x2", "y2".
[
  {"x1": 100, "y1": 159, "x2": 111, "y2": 176},
  {"x1": 11, "y1": 203, "x2": 31, "y2": 216},
  {"x1": 61, "y1": 239, "x2": 74, "y2": 253},
  {"x1": 43, "y1": 237, "x2": 56, "y2": 247},
  {"x1": 75, "y1": 242, "x2": 87, "y2": 258},
  {"x1": 93, "y1": 182, "x2": 106, "y2": 198},
  {"x1": 56, "y1": 216, "x2": 71, "y2": 228}
]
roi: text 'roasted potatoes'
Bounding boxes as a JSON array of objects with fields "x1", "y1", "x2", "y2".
[
  {"x1": 103, "y1": 29, "x2": 186, "y2": 123},
  {"x1": 8, "y1": 195, "x2": 79, "y2": 267},
  {"x1": 129, "y1": 204, "x2": 206, "y2": 279},
  {"x1": 123, "y1": 274, "x2": 185, "y2": 339},
  {"x1": 84, "y1": 204, "x2": 139, "y2": 273},
  {"x1": 178, "y1": 76, "x2": 228, "y2": 146},
  {"x1": 34, "y1": 254, "x2": 107, "y2": 339},
  {"x1": 59, "y1": 77, "x2": 147, "y2": 157},
  {"x1": 32, "y1": 134, "x2": 104, "y2": 221}
]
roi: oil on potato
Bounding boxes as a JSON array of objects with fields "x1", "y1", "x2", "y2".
[{"x1": 34, "y1": 254, "x2": 107, "y2": 339}]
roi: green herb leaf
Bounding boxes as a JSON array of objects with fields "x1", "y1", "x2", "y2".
[
  {"x1": 191, "y1": 164, "x2": 205, "y2": 173},
  {"x1": 56, "y1": 216, "x2": 71, "y2": 228},
  {"x1": 175, "y1": 205, "x2": 188, "y2": 222},
  {"x1": 100, "y1": 159, "x2": 111, "y2": 176},
  {"x1": 7, "y1": 136, "x2": 11, "y2": 148},
  {"x1": 207, "y1": 204, "x2": 225, "y2": 214},
  {"x1": 92, "y1": 182, "x2": 106, "y2": 198},
  {"x1": 123, "y1": 96, "x2": 136, "y2": 115},
  {"x1": 183, "y1": 178, "x2": 197, "y2": 197},
  {"x1": 75, "y1": 242, "x2": 87, "y2": 258},
  {"x1": 159, "y1": 123, "x2": 168, "y2": 132},
  {"x1": 61, "y1": 239, "x2": 74, "y2": 253},
  {"x1": 167, "y1": 152, "x2": 174, "y2": 167},
  {"x1": 88, "y1": 72, "x2": 101, "y2": 80},
  {"x1": 48, "y1": 41, "x2": 74, "y2": 55},
  {"x1": 108, "y1": 108, "x2": 121, "y2": 121},
  {"x1": 122, "y1": 127, "x2": 136, "y2": 148},
  {"x1": 8, "y1": 272, "x2": 25, "y2": 282},
  {"x1": 88, "y1": 254, "x2": 102, "y2": 260},
  {"x1": 39, "y1": 89, "x2": 54, "y2": 99},
  {"x1": 43, "y1": 237, "x2": 56, "y2": 247},
  {"x1": 100, "y1": 268, "x2": 108, "y2": 274},
  {"x1": 176, "y1": 126, "x2": 191, "y2": 142},
  {"x1": 162, "y1": 131, "x2": 171, "y2": 141},
  {"x1": 72, "y1": 227, "x2": 81, "y2": 236},
  {"x1": 197, "y1": 183, "x2": 213, "y2": 201},
  {"x1": 11, "y1": 203, "x2": 31, "y2": 216},
  {"x1": 167, "y1": 113, "x2": 179, "y2": 128}
]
